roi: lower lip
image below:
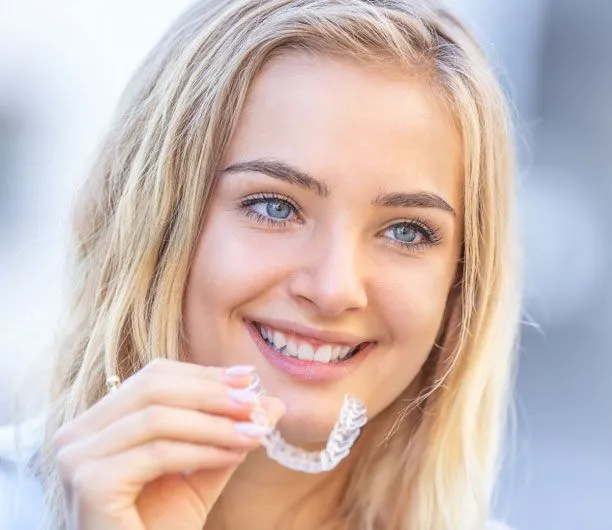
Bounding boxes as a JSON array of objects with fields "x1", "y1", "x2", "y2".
[{"x1": 246, "y1": 321, "x2": 372, "y2": 383}]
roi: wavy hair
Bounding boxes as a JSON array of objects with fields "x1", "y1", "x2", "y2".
[{"x1": 42, "y1": 1, "x2": 521, "y2": 529}]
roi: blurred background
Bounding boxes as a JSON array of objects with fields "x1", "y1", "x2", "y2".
[{"x1": 0, "y1": 1, "x2": 610, "y2": 529}]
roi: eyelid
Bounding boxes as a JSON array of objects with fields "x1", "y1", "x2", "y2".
[
  {"x1": 239, "y1": 192, "x2": 303, "y2": 225},
  {"x1": 380, "y1": 217, "x2": 443, "y2": 249},
  {"x1": 240, "y1": 192, "x2": 301, "y2": 212},
  {"x1": 238, "y1": 194, "x2": 443, "y2": 249}
]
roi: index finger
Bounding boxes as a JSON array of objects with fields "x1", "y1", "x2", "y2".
[{"x1": 53, "y1": 360, "x2": 256, "y2": 448}]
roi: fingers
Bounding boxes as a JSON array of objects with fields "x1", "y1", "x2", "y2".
[
  {"x1": 60, "y1": 405, "x2": 271, "y2": 465},
  {"x1": 69, "y1": 441, "x2": 247, "y2": 507},
  {"x1": 169, "y1": 396, "x2": 287, "y2": 520},
  {"x1": 260, "y1": 396, "x2": 286, "y2": 424},
  {"x1": 53, "y1": 360, "x2": 258, "y2": 449},
  {"x1": 129, "y1": 358, "x2": 255, "y2": 387},
  {"x1": 56, "y1": 397, "x2": 286, "y2": 481},
  {"x1": 53, "y1": 360, "x2": 287, "y2": 530}
]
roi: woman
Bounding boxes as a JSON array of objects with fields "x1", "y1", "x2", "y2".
[{"x1": 35, "y1": 0, "x2": 521, "y2": 528}]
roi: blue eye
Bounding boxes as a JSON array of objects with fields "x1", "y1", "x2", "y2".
[
  {"x1": 264, "y1": 199, "x2": 292, "y2": 219},
  {"x1": 392, "y1": 224, "x2": 419, "y2": 243},
  {"x1": 383, "y1": 220, "x2": 439, "y2": 249},
  {"x1": 240, "y1": 193, "x2": 299, "y2": 225}
]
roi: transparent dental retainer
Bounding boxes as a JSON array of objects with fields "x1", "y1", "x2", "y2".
[{"x1": 246, "y1": 374, "x2": 368, "y2": 473}]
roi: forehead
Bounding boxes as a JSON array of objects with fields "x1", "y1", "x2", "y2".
[{"x1": 225, "y1": 51, "x2": 462, "y2": 209}]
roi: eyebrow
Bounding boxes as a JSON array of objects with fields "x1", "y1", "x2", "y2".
[
  {"x1": 223, "y1": 158, "x2": 455, "y2": 217},
  {"x1": 223, "y1": 159, "x2": 330, "y2": 198},
  {"x1": 373, "y1": 190, "x2": 456, "y2": 217}
]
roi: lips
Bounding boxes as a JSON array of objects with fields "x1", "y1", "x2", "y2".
[
  {"x1": 256, "y1": 322, "x2": 366, "y2": 363},
  {"x1": 245, "y1": 319, "x2": 373, "y2": 382}
]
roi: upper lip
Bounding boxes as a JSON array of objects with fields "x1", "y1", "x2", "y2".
[{"x1": 251, "y1": 318, "x2": 372, "y2": 348}]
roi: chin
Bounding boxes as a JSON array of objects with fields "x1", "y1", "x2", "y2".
[{"x1": 273, "y1": 403, "x2": 341, "y2": 447}]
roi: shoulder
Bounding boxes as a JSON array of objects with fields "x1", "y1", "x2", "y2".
[{"x1": 0, "y1": 416, "x2": 47, "y2": 530}]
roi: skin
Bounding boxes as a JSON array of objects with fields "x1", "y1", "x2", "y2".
[
  {"x1": 54, "y1": 51, "x2": 463, "y2": 530},
  {"x1": 186, "y1": 51, "x2": 463, "y2": 528},
  {"x1": 185, "y1": 51, "x2": 462, "y2": 441}
]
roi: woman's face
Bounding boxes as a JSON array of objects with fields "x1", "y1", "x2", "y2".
[{"x1": 184, "y1": 52, "x2": 462, "y2": 443}]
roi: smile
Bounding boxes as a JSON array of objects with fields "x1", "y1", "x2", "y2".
[{"x1": 254, "y1": 322, "x2": 369, "y2": 364}]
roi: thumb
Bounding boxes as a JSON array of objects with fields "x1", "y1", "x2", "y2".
[
  {"x1": 185, "y1": 396, "x2": 286, "y2": 515},
  {"x1": 259, "y1": 396, "x2": 287, "y2": 426},
  {"x1": 182, "y1": 459, "x2": 244, "y2": 520}
]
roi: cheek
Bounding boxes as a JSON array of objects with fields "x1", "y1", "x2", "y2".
[
  {"x1": 185, "y1": 214, "x2": 292, "y2": 320},
  {"x1": 183, "y1": 213, "x2": 305, "y2": 366},
  {"x1": 353, "y1": 262, "x2": 453, "y2": 418},
  {"x1": 370, "y1": 261, "x2": 454, "y2": 381},
  {"x1": 380, "y1": 257, "x2": 454, "y2": 332}
]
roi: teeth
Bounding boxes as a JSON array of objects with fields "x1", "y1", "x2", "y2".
[
  {"x1": 313, "y1": 344, "x2": 332, "y2": 363},
  {"x1": 257, "y1": 324, "x2": 362, "y2": 364},
  {"x1": 297, "y1": 343, "x2": 314, "y2": 361},
  {"x1": 273, "y1": 331, "x2": 287, "y2": 350},
  {"x1": 285, "y1": 340, "x2": 298, "y2": 357},
  {"x1": 339, "y1": 346, "x2": 352, "y2": 359}
]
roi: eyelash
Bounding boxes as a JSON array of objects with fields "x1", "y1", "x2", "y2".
[
  {"x1": 238, "y1": 193, "x2": 442, "y2": 251},
  {"x1": 239, "y1": 192, "x2": 302, "y2": 228},
  {"x1": 381, "y1": 217, "x2": 442, "y2": 252}
]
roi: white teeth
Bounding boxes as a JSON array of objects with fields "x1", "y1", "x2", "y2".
[
  {"x1": 339, "y1": 346, "x2": 352, "y2": 359},
  {"x1": 285, "y1": 340, "x2": 298, "y2": 357},
  {"x1": 273, "y1": 331, "x2": 287, "y2": 350},
  {"x1": 258, "y1": 324, "x2": 363, "y2": 364},
  {"x1": 313, "y1": 344, "x2": 332, "y2": 363},
  {"x1": 297, "y1": 343, "x2": 314, "y2": 361}
]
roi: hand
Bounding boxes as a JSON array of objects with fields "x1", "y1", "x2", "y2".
[{"x1": 52, "y1": 359, "x2": 285, "y2": 530}]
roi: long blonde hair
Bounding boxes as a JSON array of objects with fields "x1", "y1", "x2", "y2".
[{"x1": 43, "y1": 1, "x2": 521, "y2": 529}]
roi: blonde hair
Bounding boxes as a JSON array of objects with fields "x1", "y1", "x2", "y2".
[{"x1": 42, "y1": 1, "x2": 521, "y2": 529}]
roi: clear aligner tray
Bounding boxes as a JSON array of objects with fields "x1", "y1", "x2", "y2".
[{"x1": 247, "y1": 375, "x2": 367, "y2": 473}]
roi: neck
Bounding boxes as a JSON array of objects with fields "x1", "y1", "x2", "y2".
[{"x1": 206, "y1": 446, "x2": 350, "y2": 530}]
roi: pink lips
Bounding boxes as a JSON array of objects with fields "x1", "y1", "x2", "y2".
[{"x1": 246, "y1": 321, "x2": 372, "y2": 383}]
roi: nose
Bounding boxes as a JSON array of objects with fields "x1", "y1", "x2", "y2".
[{"x1": 288, "y1": 229, "x2": 368, "y2": 317}]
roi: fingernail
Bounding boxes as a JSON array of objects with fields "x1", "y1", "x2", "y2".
[
  {"x1": 225, "y1": 365, "x2": 256, "y2": 377},
  {"x1": 233, "y1": 422, "x2": 269, "y2": 437},
  {"x1": 249, "y1": 406, "x2": 271, "y2": 426},
  {"x1": 228, "y1": 388, "x2": 260, "y2": 405}
]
